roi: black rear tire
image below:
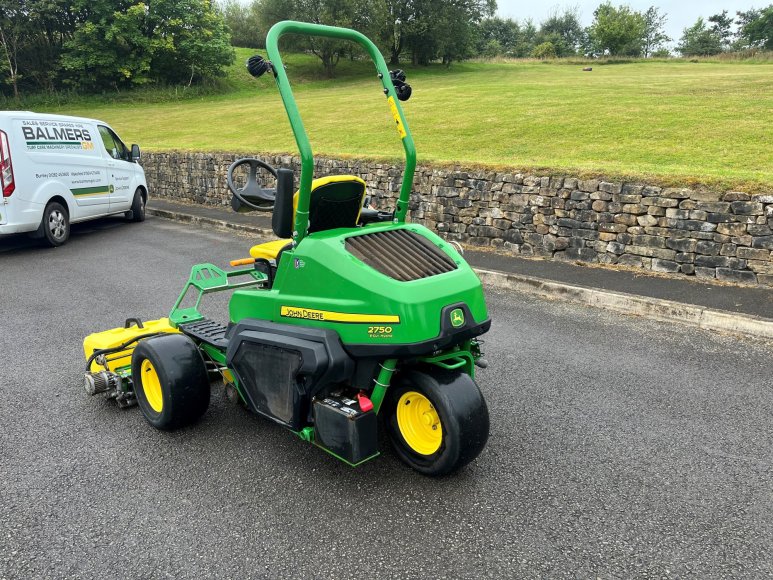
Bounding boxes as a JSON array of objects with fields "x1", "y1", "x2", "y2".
[
  {"x1": 126, "y1": 188, "x2": 146, "y2": 222},
  {"x1": 41, "y1": 201, "x2": 70, "y2": 247},
  {"x1": 131, "y1": 334, "x2": 210, "y2": 430},
  {"x1": 384, "y1": 367, "x2": 489, "y2": 476}
]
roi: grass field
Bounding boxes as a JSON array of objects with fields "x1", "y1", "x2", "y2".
[{"x1": 55, "y1": 48, "x2": 773, "y2": 191}]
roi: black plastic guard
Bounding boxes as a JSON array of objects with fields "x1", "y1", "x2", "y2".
[{"x1": 226, "y1": 319, "x2": 354, "y2": 429}]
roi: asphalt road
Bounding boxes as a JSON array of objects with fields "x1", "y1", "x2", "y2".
[{"x1": 1, "y1": 216, "x2": 771, "y2": 579}]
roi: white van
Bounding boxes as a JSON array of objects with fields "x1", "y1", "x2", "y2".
[{"x1": 0, "y1": 111, "x2": 148, "y2": 246}]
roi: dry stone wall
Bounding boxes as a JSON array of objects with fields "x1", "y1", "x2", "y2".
[{"x1": 143, "y1": 152, "x2": 773, "y2": 286}]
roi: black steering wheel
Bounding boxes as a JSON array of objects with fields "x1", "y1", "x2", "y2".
[{"x1": 227, "y1": 158, "x2": 278, "y2": 212}]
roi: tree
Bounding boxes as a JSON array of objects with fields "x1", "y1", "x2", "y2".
[
  {"x1": 708, "y1": 10, "x2": 733, "y2": 49},
  {"x1": 531, "y1": 41, "x2": 556, "y2": 59},
  {"x1": 61, "y1": 0, "x2": 234, "y2": 91},
  {"x1": 219, "y1": 0, "x2": 264, "y2": 48},
  {"x1": 642, "y1": 6, "x2": 670, "y2": 57},
  {"x1": 0, "y1": 0, "x2": 27, "y2": 98},
  {"x1": 677, "y1": 17, "x2": 722, "y2": 56},
  {"x1": 535, "y1": 6, "x2": 583, "y2": 57},
  {"x1": 587, "y1": 3, "x2": 647, "y2": 57},
  {"x1": 735, "y1": 5, "x2": 773, "y2": 50}
]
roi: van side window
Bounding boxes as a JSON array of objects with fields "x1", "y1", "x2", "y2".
[{"x1": 98, "y1": 126, "x2": 130, "y2": 162}]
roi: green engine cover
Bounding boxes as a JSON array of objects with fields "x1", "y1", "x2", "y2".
[{"x1": 228, "y1": 222, "x2": 489, "y2": 352}]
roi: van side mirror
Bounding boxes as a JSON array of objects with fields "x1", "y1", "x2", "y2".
[
  {"x1": 130, "y1": 144, "x2": 141, "y2": 161},
  {"x1": 272, "y1": 168, "x2": 294, "y2": 238}
]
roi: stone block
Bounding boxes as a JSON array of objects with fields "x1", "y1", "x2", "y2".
[
  {"x1": 637, "y1": 215, "x2": 658, "y2": 227},
  {"x1": 661, "y1": 187, "x2": 691, "y2": 199},
  {"x1": 652, "y1": 197, "x2": 679, "y2": 208},
  {"x1": 675, "y1": 220, "x2": 717, "y2": 232},
  {"x1": 696, "y1": 201, "x2": 730, "y2": 213},
  {"x1": 752, "y1": 236, "x2": 773, "y2": 249},
  {"x1": 666, "y1": 208, "x2": 690, "y2": 220},
  {"x1": 720, "y1": 244, "x2": 737, "y2": 257},
  {"x1": 758, "y1": 274, "x2": 773, "y2": 286},
  {"x1": 694, "y1": 267, "x2": 716, "y2": 279},
  {"x1": 694, "y1": 255, "x2": 744, "y2": 269},
  {"x1": 675, "y1": 253, "x2": 695, "y2": 263},
  {"x1": 681, "y1": 264, "x2": 695, "y2": 275},
  {"x1": 606, "y1": 242, "x2": 626, "y2": 254},
  {"x1": 730, "y1": 201, "x2": 764, "y2": 215},
  {"x1": 617, "y1": 194, "x2": 642, "y2": 203},
  {"x1": 565, "y1": 247, "x2": 597, "y2": 261},
  {"x1": 747, "y1": 224, "x2": 772, "y2": 236},
  {"x1": 695, "y1": 241, "x2": 721, "y2": 255},
  {"x1": 651, "y1": 259, "x2": 680, "y2": 273},
  {"x1": 640, "y1": 185, "x2": 661, "y2": 197},
  {"x1": 598, "y1": 181, "x2": 622, "y2": 194},
  {"x1": 570, "y1": 191, "x2": 589, "y2": 201},
  {"x1": 578, "y1": 179, "x2": 599, "y2": 192},
  {"x1": 599, "y1": 232, "x2": 618, "y2": 242},
  {"x1": 622, "y1": 204, "x2": 647, "y2": 215},
  {"x1": 591, "y1": 200, "x2": 608, "y2": 212},
  {"x1": 746, "y1": 261, "x2": 773, "y2": 274},
  {"x1": 625, "y1": 245, "x2": 676, "y2": 260},
  {"x1": 622, "y1": 184, "x2": 645, "y2": 195},
  {"x1": 617, "y1": 254, "x2": 643, "y2": 267},
  {"x1": 716, "y1": 222, "x2": 747, "y2": 236},
  {"x1": 737, "y1": 247, "x2": 771, "y2": 260},
  {"x1": 590, "y1": 192, "x2": 613, "y2": 201},
  {"x1": 631, "y1": 234, "x2": 666, "y2": 248},
  {"x1": 667, "y1": 237, "x2": 698, "y2": 253},
  {"x1": 504, "y1": 229, "x2": 524, "y2": 244},
  {"x1": 716, "y1": 268, "x2": 757, "y2": 284},
  {"x1": 614, "y1": 214, "x2": 638, "y2": 226},
  {"x1": 723, "y1": 192, "x2": 750, "y2": 201},
  {"x1": 647, "y1": 206, "x2": 666, "y2": 216}
]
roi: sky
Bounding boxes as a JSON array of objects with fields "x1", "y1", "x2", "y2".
[{"x1": 495, "y1": 1, "x2": 766, "y2": 43}]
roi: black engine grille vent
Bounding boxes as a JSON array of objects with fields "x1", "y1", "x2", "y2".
[{"x1": 346, "y1": 229, "x2": 458, "y2": 282}]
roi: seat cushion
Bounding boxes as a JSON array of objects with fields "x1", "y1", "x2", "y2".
[{"x1": 249, "y1": 238, "x2": 291, "y2": 260}]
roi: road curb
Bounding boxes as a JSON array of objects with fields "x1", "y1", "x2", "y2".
[
  {"x1": 476, "y1": 269, "x2": 773, "y2": 340},
  {"x1": 148, "y1": 207, "x2": 773, "y2": 341}
]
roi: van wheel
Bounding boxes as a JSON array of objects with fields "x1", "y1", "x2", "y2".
[
  {"x1": 41, "y1": 202, "x2": 70, "y2": 247},
  {"x1": 126, "y1": 188, "x2": 146, "y2": 222}
]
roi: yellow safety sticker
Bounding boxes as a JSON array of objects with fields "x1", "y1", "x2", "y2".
[
  {"x1": 387, "y1": 96, "x2": 407, "y2": 139},
  {"x1": 280, "y1": 306, "x2": 400, "y2": 324}
]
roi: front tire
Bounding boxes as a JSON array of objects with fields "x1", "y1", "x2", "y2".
[
  {"x1": 41, "y1": 201, "x2": 70, "y2": 247},
  {"x1": 384, "y1": 368, "x2": 489, "y2": 476},
  {"x1": 126, "y1": 188, "x2": 146, "y2": 222},
  {"x1": 131, "y1": 334, "x2": 210, "y2": 430}
]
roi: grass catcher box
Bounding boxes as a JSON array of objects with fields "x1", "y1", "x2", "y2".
[{"x1": 313, "y1": 394, "x2": 377, "y2": 465}]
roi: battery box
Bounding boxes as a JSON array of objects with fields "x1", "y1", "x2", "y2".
[
  {"x1": 313, "y1": 393, "x2": 378, "y2": 465},
  {"x1": 83, "y1": 318, "x2": 179, "y2": 372}
]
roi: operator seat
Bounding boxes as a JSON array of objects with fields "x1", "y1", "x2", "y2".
[{"x1": 249, "y1": 175, "x2": 367, "y2": 261}]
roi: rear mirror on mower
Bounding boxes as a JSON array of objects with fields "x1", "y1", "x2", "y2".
[
  {"x1": 390, "y1": 70, "x2": 412, "y2": 102},
  {"x1": 272, "y1": 168, "x2": 295, "y2": 238}
]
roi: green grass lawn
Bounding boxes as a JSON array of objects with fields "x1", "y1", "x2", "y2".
[{"x1": 57, "y1": 48, "x2": 773, "y2": 192}]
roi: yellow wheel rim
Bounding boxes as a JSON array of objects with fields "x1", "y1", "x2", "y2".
[
  {"x1": 396, "y1": 391, "x2": 442, "y2": 455},
  {"x1": 140, "y1": 359, "x2": 164, "y2": 413}
]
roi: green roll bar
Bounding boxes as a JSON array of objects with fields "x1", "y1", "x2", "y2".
[{"x1": 265, "y1": 21, "x2": 416, "y2": 243}]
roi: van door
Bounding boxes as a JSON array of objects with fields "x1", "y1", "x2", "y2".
[
  {"x1": 97, "y1": 126, "x2": 135, "y2": 212},
  {"x1": 17, "y1": 118, "x2": 110, "y2": 218}
]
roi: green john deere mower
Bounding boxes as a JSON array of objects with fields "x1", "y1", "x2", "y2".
[{"x1": 82, "y1": 21, "x2": 491, "y2": 476}]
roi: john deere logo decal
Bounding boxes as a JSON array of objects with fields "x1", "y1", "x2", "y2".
[{"x1": 450, "y1": 308, "x2": 465, "y2": 328}]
